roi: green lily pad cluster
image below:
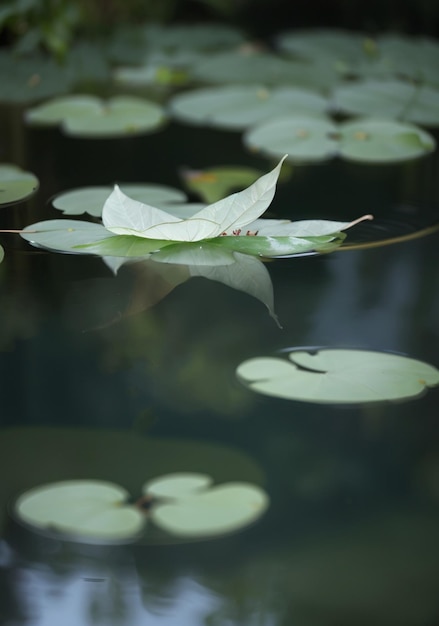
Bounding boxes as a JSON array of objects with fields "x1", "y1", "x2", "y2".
[
  {"x1": 244, "y1": 116, "x2": 435, "y2": 163},
  {"x1": 14, "y1": 473, "x2": 269, "y2": 543},
  {"x1": 237, "y1": 348, "x2": 439, "y2": 404},
  {"x1": 25, "y1": 95, "x2": 165, "y2": 138}
]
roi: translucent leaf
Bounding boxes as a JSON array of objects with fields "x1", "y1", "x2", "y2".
[
  {"x1": 0, "y1": 164, "x2": 39, "y2": 205},
  {"x1": 169, "y1": 85, "x2": 328, "y2": 130},
  {"x1": 102, "y1": 157, "x2": 286, "y2": 241},
  {"x1": 52, "y1": 184, "x2": 186, "y2": 217},
  {"x1": 14, "y1": 480, "x2": 145, "y2": 543},
  {"x1": 237, "y1": 348, "x2": 439, "y2": 404}
]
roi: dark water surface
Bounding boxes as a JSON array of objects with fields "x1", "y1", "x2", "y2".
[{"x1": 0, "y1": 108, "x2": 439, "y2": 626}]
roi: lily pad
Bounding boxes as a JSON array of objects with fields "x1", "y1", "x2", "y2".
[
  {"x1": 1, "y1": 427, "x2": 266, "y2": 545},
  {"x1": 0, "y1": 164, "x2": 39, "y2": 205},
  {"x1": 169, "y1": 85, "x2": 328, "y2": 130},
  {"x1": 191, "y1": 50, "x2": 338, "y2": 91},
  {"x1": 276, "y1": 28, "x2": 367, "y2": 67},
  {"x1": 0, "y1": 50, "x2": 73, "y2": 103},
  {"x1": 52, "y1": 184, "x2": 187, "y2": 217},
  {"x1": 145, "y1": 473, "x2": 269, "y2": 538},
  {"x1": 244, "y1": 115, "x2": 435, "y2": 163},
  {"x1": 181, "y1": 165, "x2": 264, "y2": 203},
  {"x1": 15, "y1": 480, "x2": 145, "y2": 543},
  {"x1": 376, "y1": 34, "x2": 439, "y2": 86},
  {"x1": 142, "y1": 23, "x2": 245, "y2": 52},
  {"x1": 25, "y1": 95, "x2": 166, "y2": 138},
  {"x1": 333, "y1": 80, "x2": 439, "y2": 127},
  {"x1": 13, "y1": 472, "x2": 268, "y2": 543},
  {"x1": 236, "y1": 348, "x2": 439, "y2": 404}
]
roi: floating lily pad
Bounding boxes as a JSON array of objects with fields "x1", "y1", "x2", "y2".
[
  {"x1": 338, "y1": 118, "x2": 436, "y2": 162},
  {"x1": 25, "y1": 95, "x2": 166, "y2": 137},
  {"x1": 143, "y1": 23, "x2": 245, "y2": 52},
  {"x1": 181, "y1": 165, "x2": 264, "y2": 203},
  {"x1": 244, "y1": 115, "x2": 435, "y2": 163},
  {"x1": 52, "y1": 184, "x2": 187, "y2": 217},
  {"x1": 0, "y1": 164, "x2": 39, "y2": 205},
  {"x1": 0, "y1": 245, "x2": 4, "y2": 264},
  {"x1": 377, "y1": 34, "x2": 439, "y2": 86},
  {"x1": 169, "y1": 85, "x2": 328, "y2": 130},
  {"x1": 0, "y1": 50, "x2": 73, "y2": 103},
  {"x1": 276, "y1": 28, "x2": 367, "y2": 67},
  {"x1": 13, "y1": 472, "x2": 268, "y2": 543},
  {"x1": 1, "y1": 427, "x2": 266, "y2": 545},
  {"x1": 15, "y1": 480, "x2": 145, "y2": 543},
  {"x1": 334, "y1": 80, "x2": 439, "y2": 127},
  {"x1": 236, "y1": 348, "x2": 439, "y2": 404},
  {"x1": 145, "y1": 473, "x2": 269, "y2": 538},
  {"x1": 191, "y1": 50, "x2": 338, "y2": 91}
]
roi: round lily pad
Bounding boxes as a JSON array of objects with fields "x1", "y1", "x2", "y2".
[
  {"x1": 143, "y1": 22, "x2": 245, "y2": 52},
  {"x1": 377, "y1": 34, "x2": 439, "y2": 86},
  {"x1": 0, "y1": 164, "x2": 39, "y2": 205},
  {"x1": 334, "y1": 80, "x2": 439, "y2": 127},
  {"x1": 236, "y1": 348, "x2": 439, "y2": 404},
  {"x1": 244, "y1": 115, "x2": 435, "y2": 163},
  {"x1": 14, "y1": 480, "x2": 145, "y2": 544},
  {"x1": 244, "y1": 115, "x2": 339, "y2": 162},
  {"x1": 25, "y1": 95, "x2": 166, "y2": 138},
  {"x1": 169, "y1": 85, "x2": 328, "y2": 130},
  {"x1": 147, "y1": 477, "x2": 269, "y2": 538},
  {"x1": 191, "y1": 50, "x2": 338, "y2": 91},
  {"x1": 338, "y1": 118, "x2": 436, "y2": 162},
  {"x1": 2, "y1": 427, "x2": 266, "y2": 545},
  {"x1": 52, "y1": 184, "x2": 187, "y2": 217}
]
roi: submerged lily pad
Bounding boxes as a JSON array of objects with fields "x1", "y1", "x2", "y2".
[
  {"x1": 244, "y1": 115, "x2": 435, "y2": 163},
  {"x1": 181, "y1": 165, "x2": 264, "y2": 203},
  {"x1": 334, "y1": 80, "x2": 439, "y2": 127},
  {"x1": 237, "y1": 348, "x2": 439, "y2": 404},
  {"x1": 25, "y1": 95, "x2": 165, "y2": 137},
  {"x1": 52, "y1": 184, "x2": 187, "y2": 217},
  {"x1": 0, "y1": 164, "x2": 39, "y2": 205},
  {"x1": 169, "y1": 85, "x2": 328, "y2": 130}
]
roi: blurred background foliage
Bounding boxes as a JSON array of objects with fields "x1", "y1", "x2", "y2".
[{"x1": 1, "y1": 0, "x2": 439, "y2": 60}]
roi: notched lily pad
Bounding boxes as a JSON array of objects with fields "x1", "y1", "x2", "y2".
[
  {"x1": 0, "y1": 164, "x2": 39, "y2": 205},
  {"x1": 13, "y1": 473, "x2": 269, "y2": 544},
  {"x1": 169, "y1": 85, "x2": 328, "y2": 130},
  {"x1": 52, "y1": 184, "x2": 187, "y2": 217},
  {"x1": 236, "y1": 348, "x2": 439, "y2": 404},
  {"x1": 25, "y1": 95, "x2": 166, "y2": 138},
  {"x1": 333, "y1": 80, "x2": 439, "y2": 127},
  {"x1": 244, "y1": 115, "x2": 435, "y2": 163}
]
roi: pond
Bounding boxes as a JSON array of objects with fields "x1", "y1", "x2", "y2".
[{"x1": 1, "y1": 23, "x2": 439, "y2": 626}]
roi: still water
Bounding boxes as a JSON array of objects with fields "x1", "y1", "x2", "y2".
[{"x1": 0, "y1": 112, "x2": 439, "y2": 626}]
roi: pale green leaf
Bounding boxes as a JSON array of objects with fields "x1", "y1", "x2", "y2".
[
  {"x1": 143, "y1": 473, "x2": 212, "y2": 498},
  {"x1": 52, "y1": 184, "x2": 186, "y2": 217},
  {"x1": 149, "y1": 482, "x2": 269, "y2": 538},
  {"x1": 14, "y1": 480, "x2": 145, "y2": 543},
  {"x1": 0, "y1": 164, "x2": 39, "y2": 205},
  {"x1": 169, "y1": 85, "x2": 328, "y2": 130},
  {"x1": 102, "y1": 156, "x2": 286, "y2": 241},
  {"x1": 237, "y1": 348, "x2": 439, "y2": 404}
]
